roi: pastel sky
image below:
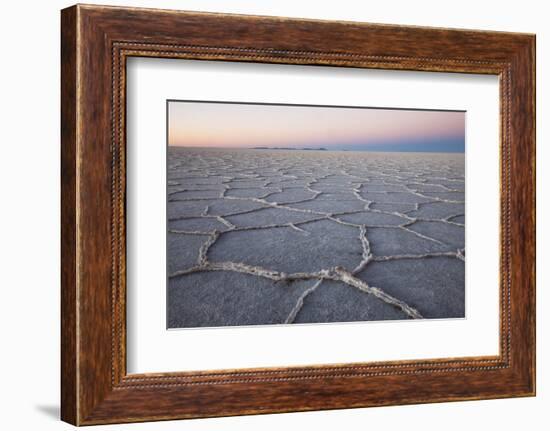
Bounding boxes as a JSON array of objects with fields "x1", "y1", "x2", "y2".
[{"x1": 168, "y1": 101, "x2": 465, "y2": 153}]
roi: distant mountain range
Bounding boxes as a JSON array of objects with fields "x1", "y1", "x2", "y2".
[{"x1": 252, "y1": 147, "x2": 327, "y2": 151}]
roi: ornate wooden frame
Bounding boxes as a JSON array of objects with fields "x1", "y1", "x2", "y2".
[{"x1": 61, "y1": 4, "x2": 535, "y2": 425}]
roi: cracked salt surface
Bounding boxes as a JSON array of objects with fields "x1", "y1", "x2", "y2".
[{"x1": 167, "y1": 147, "x2": 465, "y2": 328}]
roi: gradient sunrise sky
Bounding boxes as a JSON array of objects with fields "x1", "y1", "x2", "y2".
[{"x1": 168, "y1": 101, "x2": 465, "y2": 153}]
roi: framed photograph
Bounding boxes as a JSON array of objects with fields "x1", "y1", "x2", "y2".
[
  {"x1": 164, "y1": 101, "x2": 465, "y2": 328},
  {"x1": 61, "y1": 4, "x2": 536, "y2": 425}
]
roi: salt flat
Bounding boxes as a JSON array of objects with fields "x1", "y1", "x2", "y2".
[{"x1": 167, "y1": 147, "x2": 465, "y2": 328}]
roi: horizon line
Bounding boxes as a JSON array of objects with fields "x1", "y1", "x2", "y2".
[{"x1": 168, "y1": 146, "x2": 465, "y2": 154}]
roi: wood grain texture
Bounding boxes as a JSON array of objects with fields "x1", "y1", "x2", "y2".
[{"x1": 60, "y1": 4, "x2": 535, "y2": 425}]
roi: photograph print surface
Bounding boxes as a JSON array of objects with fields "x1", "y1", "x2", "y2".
[{"x1": 167, "y1": 101, "x2": 465, "y2": 329}]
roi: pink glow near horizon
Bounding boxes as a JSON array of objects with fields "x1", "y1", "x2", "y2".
[{"x1": 168, "y1": 101, "x2": 464, "y2": 149}]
